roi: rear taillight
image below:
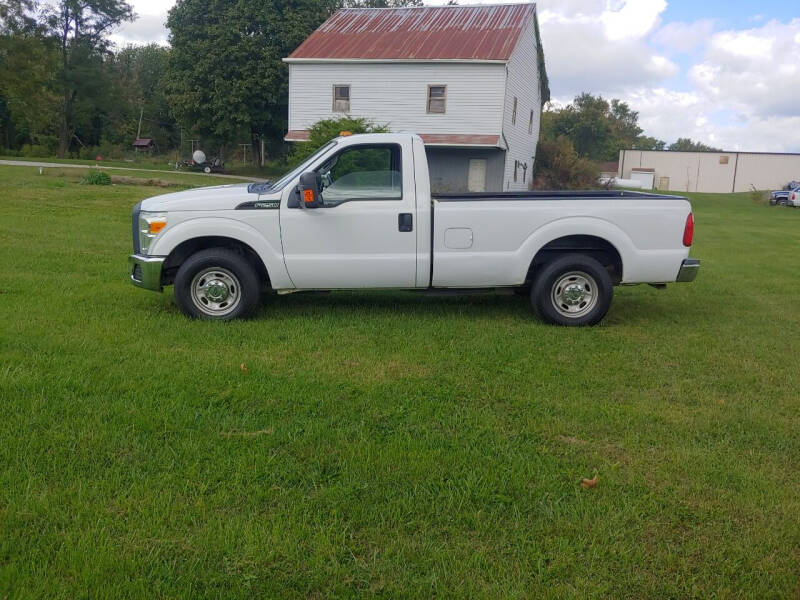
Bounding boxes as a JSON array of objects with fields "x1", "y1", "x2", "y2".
[
  {"x1": 683, "y1": 213, "x2": 694, "y2": 247},
  {"x1": 793, "y1": 193, "x2": 797, "y2": 201}
]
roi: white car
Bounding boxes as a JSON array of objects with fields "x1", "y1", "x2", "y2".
[{"x1": 129, "y1": 133, "x2": 699, "y2": 326}]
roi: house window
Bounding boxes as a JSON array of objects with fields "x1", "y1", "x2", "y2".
[
  {"x1": 427, "y1": 85, "x2": 446, "y2": 114},
  {"x1": 512, "y1": 97, "x2": 518, "y2": 125},
  {"x1": 528, "y1": 110, "x2": 534, "y2": 134},
  {"x1": 333, "y1": 85, "x2": 350, "y2": 113},
  {"x1": 719, "y1": 155, "x2": 729, "y2": 164}
]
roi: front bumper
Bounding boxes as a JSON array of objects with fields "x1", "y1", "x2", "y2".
[
  {"x1": 676, "y1": 258, "x2": 700, "y2": 282},
  {"x1": 129, "y1": 254, "x2": 165, "y2": 291}
]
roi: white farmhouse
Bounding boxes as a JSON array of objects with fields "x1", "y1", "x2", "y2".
[{"x1": 284, "y1": 3, "x2": 549, "y2": 193}]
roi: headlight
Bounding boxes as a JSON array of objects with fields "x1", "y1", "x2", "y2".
[{"x1": 138, "y1": 211, "x2": 167, "y2": 255}]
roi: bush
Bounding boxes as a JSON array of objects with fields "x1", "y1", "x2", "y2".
[
  {"x1": 20, "y1": 144, "x2": 52, "y2": 158},
  {"x1": 288, "y1": 117, "x2": 388, "y2": 166},
  {"x1": 531, "y1": 136, "x2": 600, "y2": 190},
  {"x1": 79, "y1": 146, "x2": 101, "y2": 160},
  {"x1": 80, "y1": 170, "x2": 112, "y2": 185}
]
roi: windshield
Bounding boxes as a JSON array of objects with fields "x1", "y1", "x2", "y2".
[{"x1": 268, "y1": 141, "x2": 338, "y2": 192}]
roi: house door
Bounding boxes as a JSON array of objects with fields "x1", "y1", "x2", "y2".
[
  {"x1": 467, "y1": 159, "x2": 487, "y2": 192},
  {"x1": 279, "y1": 143, "x2": 418, "y2": 289}
]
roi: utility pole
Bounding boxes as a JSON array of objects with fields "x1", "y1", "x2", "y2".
[
  {"x1": 239, "y1": 143, "x2": 249, "y2": 165},
  {"x1": 136, "y1": 107, "x2": 143, "y2": 139}
]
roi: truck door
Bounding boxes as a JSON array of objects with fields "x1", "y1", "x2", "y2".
[{"x1": 279, "y1": 141, "x2": 418, "y2": 288}]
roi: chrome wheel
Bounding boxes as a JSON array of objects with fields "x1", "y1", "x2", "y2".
[
  {"x1": 190, "y1": 267, "x2": 241, "y2": 316},
  {"x1": 551, "y1": 271, "x2": 598, "y2": 318}
]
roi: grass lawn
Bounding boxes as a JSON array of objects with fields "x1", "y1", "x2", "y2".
[{"x1": 1, "y1": 164, "x2": 799, "y2": 598}]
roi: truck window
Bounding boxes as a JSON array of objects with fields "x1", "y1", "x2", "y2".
[{"x1": 317, "y1": 144, "x2": 402, "y2": 205}]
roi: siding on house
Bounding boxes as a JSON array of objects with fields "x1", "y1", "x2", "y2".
[
  {"x1": 287, "y1": 62, "x2": 507, "y2": 137},
  {"x1": 500, "y1": 15, "x2": 540, "y2": 191}
]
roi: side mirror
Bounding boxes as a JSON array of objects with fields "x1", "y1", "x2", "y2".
[{"x1": 298, "y1": 171, "x2": 323, "y2": 208}]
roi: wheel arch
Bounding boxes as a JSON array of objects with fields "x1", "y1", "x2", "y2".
[
  {"x1": 150, "y1": 217, "x2": 292, "y2": 289},
  {"x1": 519, "y1": 218, "x2": 634, "y2": 285},
  {"x1": 161, "y1": 236, "x2": 269, "y2": 287},
  {"x1": 528, "y1": 235, "x2": 623, "y2": 284}
]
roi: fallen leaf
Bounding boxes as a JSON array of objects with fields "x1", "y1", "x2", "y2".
[
  {"x1": 240, "y1": 363, "x2": 248, "y2": 373},
  {"x1": 581, "y1": 475, "x2": 599, "y2": 489}
]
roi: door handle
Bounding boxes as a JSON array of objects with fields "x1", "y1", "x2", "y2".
[{"x1": 398, "y1": 213, "x2": 413, "y2": 232}]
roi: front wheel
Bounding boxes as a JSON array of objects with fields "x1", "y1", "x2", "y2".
[
  {"x1": 174, "y1": 248, "x2": 261, "y2": 320},
  {"x1": 530, "y1": 254, "x2": 613, "y2": 326}
]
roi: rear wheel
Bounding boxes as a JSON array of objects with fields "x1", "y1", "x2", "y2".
[
  {"x1": 174, "y1": 248, "x2": 261, "y2": 320},
  {"x1": 530, "y1": 254, "x2": 613, "y2": 326}
]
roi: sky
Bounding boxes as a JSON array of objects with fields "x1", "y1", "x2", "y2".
[{"x1": 109, "y1": 0, "x2": 800, "y2": 152}]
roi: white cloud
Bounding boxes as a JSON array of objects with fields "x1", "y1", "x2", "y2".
[
  {"x1": 538, "y1": 0, "x2": 676, "y2": 96},
  {"x1": 691, "y1": 19, "x2": 800, "y2": 118},
  {"x1": 652, "y1": 19, "x2": 714, "y2": 53},
  {"x1": 110, "y1": 13, "x2": 169, "y2": 47},
  {"x1": 599, "y1": 0, "x2": 666, "y2": 41},
  {"x1": 109, "y1": 0, "x2": 172, "y2": 46}
]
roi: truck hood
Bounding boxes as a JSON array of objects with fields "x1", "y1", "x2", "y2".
[{"x1": 139, "y1": 183, "x2": 264, "y2": 212}]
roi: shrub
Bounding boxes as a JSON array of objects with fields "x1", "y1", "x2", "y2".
[
  {"x1": 80, "y1": 170, "x2": 112, "y2": 185},
  {"x1": 79, "y1": 146, "x2": 101, "y2": 160},
  {"x1": 20, "y1": 144, "x2": 52, "y2": 158},
  {"x1": 288, "y1": 117, "x2": 388, "y2": 166},
  {"x1": 531, "y1": 136, "x2": 600, "y2": 190}
]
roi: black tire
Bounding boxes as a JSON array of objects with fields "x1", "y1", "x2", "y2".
[
  {"x1": 173, "y1": 248, "x2": 261, "y2": 320},
  {"x1": 530, "y1": 254, "x2": 613, "y2": 326}
]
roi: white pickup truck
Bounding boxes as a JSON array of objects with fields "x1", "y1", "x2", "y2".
[{"x1": 129, "y1": 133, "x2": 699, "y2": 326}]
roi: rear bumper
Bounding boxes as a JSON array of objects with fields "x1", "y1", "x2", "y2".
[
  {"x1": 676, "y1": 258, "x2": 700, "y2": 282},
  {"x1": 129, "y1": 254, "x2": 165, "y2": 291}
]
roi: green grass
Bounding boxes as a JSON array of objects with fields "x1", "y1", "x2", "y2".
[{"x1": 1, "y1": 164, "x2": 799, "y2": 598}]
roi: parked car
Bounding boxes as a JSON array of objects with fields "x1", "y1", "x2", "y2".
[
  {"x1": 770, "y1": 190, "x2": 791, "y2": 205},
  {"x1": 128, "y1": 133, "x2": 700, "y2": 326}
]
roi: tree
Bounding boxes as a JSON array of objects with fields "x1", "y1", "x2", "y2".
[
  {"x1": 531, "y1": 135, "x2": 599, "y2": 190},
  {"x1": 40, "y1": 0, "x2": 134, "y2": 155},
  {"x1": 668, "y1": 137, "x2": 722, "y2": 152},
  {"x1": 107, "y1": 44, "x2": 178, "y2": 149},
  {"x1": 541, "y1": 93, "x2": 643, "y2": 162},
  {"x1": 167, "y1": 0, "x2": 335, "y2": 162},
  {"x1": 0, "y1": 29, "x2": 60, "y2": 149},
  {"x1": 633, "y1": 135, "x2": 666, "y2": 150}
]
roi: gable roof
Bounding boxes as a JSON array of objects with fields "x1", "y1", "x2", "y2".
[{"x1": 286, "y1": 3, "x2": 536, "y2": 62}]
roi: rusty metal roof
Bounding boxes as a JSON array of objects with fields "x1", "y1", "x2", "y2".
[{"x1": 287, "y1": 4, "x2": 536, "y2": 62}]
